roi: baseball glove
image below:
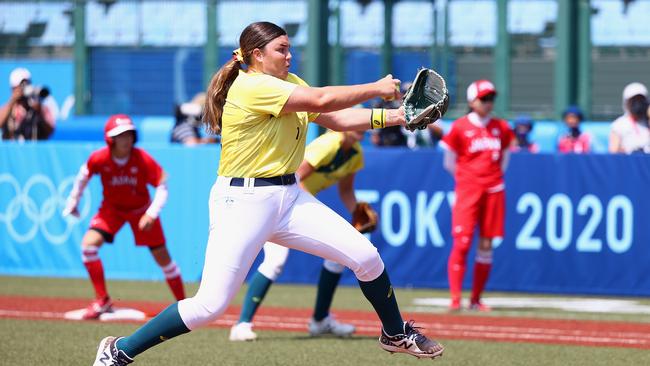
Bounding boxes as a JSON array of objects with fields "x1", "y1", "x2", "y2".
[
  {"x1": 402, "y1": 68, "x2": 449, "y2": 131},
  {"x1": 352, "y1": 202, "x2": 378, "y2": 234}
]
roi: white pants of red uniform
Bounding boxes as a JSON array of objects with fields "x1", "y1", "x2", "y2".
[{"x1": 177, "y1": 176, "x2": 384, "y2": 330}]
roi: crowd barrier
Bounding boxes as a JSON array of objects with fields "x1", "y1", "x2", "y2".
[
  {"x1": 1, "y1": 142, "x2": 649, "y2": 296},
  {"x1": 0, "y1": 58, "x2": 616, "y2": 154},
  {"x1": 49, "y1": 115, "x2": 611, "y2": 154}
]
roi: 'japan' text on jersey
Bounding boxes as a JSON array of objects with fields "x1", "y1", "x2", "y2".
[
  {"x1": 441, "y1": 115, "x2": 514, "y2": 188},
  {"x1": 85, "y1": 147, "x2": 163, "y2": 212}
]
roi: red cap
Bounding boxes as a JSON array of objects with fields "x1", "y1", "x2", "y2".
[
  {"x1": 104, "y1": 114, "x2": 136, "y2": 145},
  {"x1": 466, "y1": 79, "x2": 497, "y2": 102},
  {"x1": 105, "y1": 114, "x2": 136, "y2": 138}
]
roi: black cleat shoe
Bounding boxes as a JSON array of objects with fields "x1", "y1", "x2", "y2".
[{"x1": 379, "y1": 320, "x2": 444, "y2": 359}]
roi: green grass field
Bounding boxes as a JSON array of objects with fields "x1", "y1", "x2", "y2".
[{"x1": 1, "y1": 276, "x2": 650, "y2": 366}]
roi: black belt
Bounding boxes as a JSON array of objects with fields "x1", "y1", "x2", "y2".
[{"x1": 230, "y1": 174, "x2": 296, "y2": 187}]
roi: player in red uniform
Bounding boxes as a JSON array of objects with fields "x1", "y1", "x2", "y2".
[
  {"x1": 62, "y1": 114, "x2": 186, "y2": 319},
  {"x1": 440, "y1": 80, "x2": 514, "y2": 312}
]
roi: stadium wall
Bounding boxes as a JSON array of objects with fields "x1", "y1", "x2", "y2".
[
  {"x1": 3, "y1": 50, "x2": 648, "y2": 120},
  {"x1": 2, "y1": 143, "x2": 649, "y2": 296}
]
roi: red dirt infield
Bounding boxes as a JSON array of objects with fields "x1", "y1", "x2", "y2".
[{"x1": 1, "y1": 295, "x2": 649, "y2": 349}]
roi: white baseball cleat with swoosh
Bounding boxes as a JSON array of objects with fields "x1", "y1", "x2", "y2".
[
  {"x1": 92, "y1": 336, "x2": 133, "y2": 366},
  {"x1": 378, "y1": 321, "x2": 444, "y2": 359}
]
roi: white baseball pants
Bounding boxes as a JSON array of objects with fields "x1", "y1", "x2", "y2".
[
  {"x1": 177, "y1": 176, "x2": 384, "y2": 330},
  {"x1": 258, "y1": 242, "x2": 345, "y2": 281}
]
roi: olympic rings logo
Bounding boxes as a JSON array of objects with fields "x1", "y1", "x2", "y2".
[{"x1": 0, "y1": 173, "x2": 91, "y2": 245}]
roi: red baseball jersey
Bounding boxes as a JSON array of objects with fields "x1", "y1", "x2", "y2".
[
  {"x1": 86, "y1": 147, "x2": 163, "y2": 211},
  {"x1": 442, "y1": 115, "x2": 514, "y2": 188}
]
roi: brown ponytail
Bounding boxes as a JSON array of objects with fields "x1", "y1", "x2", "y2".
[
  {"x1": 203, "y1": 60, "x2": 241, "y2": 134},
  {"x1": 203, "y1": 21, "x2": 287, "y2": 134}
]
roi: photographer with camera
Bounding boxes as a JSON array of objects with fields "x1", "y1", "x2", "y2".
[{"x1": 0, "y1": 67, "x2": 55, "y2": 141}]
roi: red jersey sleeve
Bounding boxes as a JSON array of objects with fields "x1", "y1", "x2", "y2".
[
  {"x1": 441, "y1": 121, "x2": 463, "y2": 153},
  {"x1": 500, "y1": 120, "x2": 515, "y2": 150},
  {"x1": 136, "y1": 148, "x2": 164, "y2": 186},
  {"x1": 85, "y1": 149, "x2": 105, "y2": 176}
]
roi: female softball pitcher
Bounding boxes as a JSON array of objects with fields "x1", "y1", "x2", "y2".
[
  {"x1": 229, "y1": 129, "x2": 366, "y2": 341},
  {"x1": 92, "y1": 21, "x2": 443, "y2": 365}
]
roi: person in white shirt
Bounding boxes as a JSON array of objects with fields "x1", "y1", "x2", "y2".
[{"x1": 609, "y1": 82, "x2": 650, "y2": 154}]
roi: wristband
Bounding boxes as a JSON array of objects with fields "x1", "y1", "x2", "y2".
[{"x1": 370, "y1": 108, "x2": 386, "y2": 129}]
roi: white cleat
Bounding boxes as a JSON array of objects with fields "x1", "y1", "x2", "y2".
[
  {"x1": 92, "y1": 336, "x2": 133, "y2": 366},
  {"x1": 308, "y1": 315, "x2": 355, "y2": 337},
  {"x1": 229, "y1": 322, "x2": 258, "y2": 342}
]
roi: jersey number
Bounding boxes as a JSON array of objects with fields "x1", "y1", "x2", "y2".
[{"x1": 295, "y1": 127, "x2": 300, "y2": 140}]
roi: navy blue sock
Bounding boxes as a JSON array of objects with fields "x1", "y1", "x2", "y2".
[
  {"x1": 239, "y1": 271, "x2": 274, "y2": 323},
  {"x1": 358, "y1": 269, "x2": 404, "y2": 335},
  {"x1": 116, "y1": 302, "x2": 190, "y2": 358},
  {"x1": 312, "y1": 266, "x2": 342, "y2": 321}
]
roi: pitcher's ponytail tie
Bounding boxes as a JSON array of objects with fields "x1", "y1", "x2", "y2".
[{"x1": 232, "y1": 48, "x2": 244, "y2": 63}]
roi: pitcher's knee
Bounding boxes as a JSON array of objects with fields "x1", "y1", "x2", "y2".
[
  {"x1": 177, "y1": 296, "x2": 228, "y2": 330},
  {"x1": 351, "y1": 248, "x2": 384, "y2": 282}
]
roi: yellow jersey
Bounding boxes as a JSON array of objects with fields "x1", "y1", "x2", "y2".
[
  {"x1": 302, "y1": 131, "x2": 364, "y2": 195},
  {"x1": 218, "y1": 70, "x2": 319, "y2": 177}
]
